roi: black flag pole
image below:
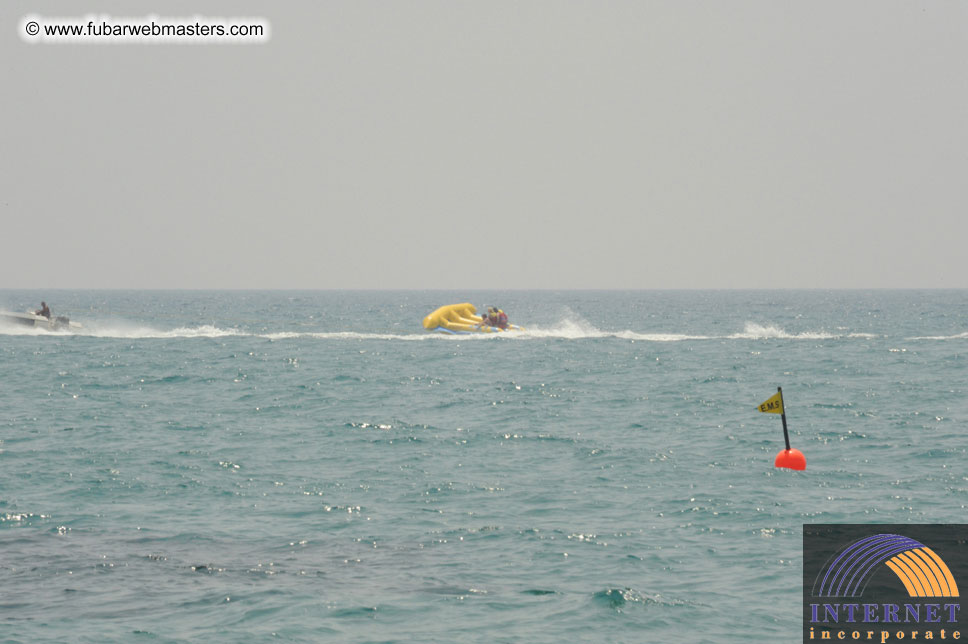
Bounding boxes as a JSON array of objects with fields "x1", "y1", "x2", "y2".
[{"x1": 778, "y1": 386, "x2": 791, "y2": 451}]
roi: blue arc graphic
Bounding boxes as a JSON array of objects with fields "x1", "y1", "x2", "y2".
[{"x1": 815, "y1": 534, "x2": 926, "y2": 598}]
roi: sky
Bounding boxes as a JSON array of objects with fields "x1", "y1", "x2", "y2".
[{"x1": 2, "y1": 1, "x2": 966, "y2": 289}]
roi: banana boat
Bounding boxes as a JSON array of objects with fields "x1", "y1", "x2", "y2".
[{"x1": 422, "y1": 303, "x2": 523, "y2": 334}]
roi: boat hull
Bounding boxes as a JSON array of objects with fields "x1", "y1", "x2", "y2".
[{"x1": 0, "y1": 311, "x2": 82, "y2": 331}]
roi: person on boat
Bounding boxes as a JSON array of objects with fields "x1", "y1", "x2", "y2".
[
  {"x1": 480, "y1": 306, "x2": 497, "y2": 328},
  {"x1": 35, "y1": 301, "x2": 51, "y2": 318},
  {"x1": 479, "y1": 308, "x2": 492, "y2": 327},
  {"x1": 481, "y1": 306, "x2": 509, "y2": 329}
]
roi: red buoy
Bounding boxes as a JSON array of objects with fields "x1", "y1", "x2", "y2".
[{"x1": 774, "y1": 448, "x2": 806, "y2": 471}]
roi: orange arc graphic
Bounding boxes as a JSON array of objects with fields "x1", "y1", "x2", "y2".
[
  {"x1": 911, "y1": 548, "x2": 949, "y2": 596},
  {"x1": 888, "y1": 555, "x2": 927, "y2": 597},
  {"x1": 897, "y1": 551, "x2": 940, "y2": 596},
  {"x1": 885, "y1": 559, "x2": 919, "y2": 597},
  {"x1": 922, "y1": 547, "x2": 959, "y2": 597},
  {"x1": 886, "y1": 548, "x2": 959, "y2": 598}
]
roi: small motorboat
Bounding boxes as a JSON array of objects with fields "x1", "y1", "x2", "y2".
[
  {"x1": 422, "y1": 303, "x2": 523, "y2": 334},
  {"x1": 0, "y1": 310, "x2": 82, "y2": 331}
]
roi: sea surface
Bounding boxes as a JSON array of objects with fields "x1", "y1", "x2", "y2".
[{"x1": 1, "y1": 290, "x2": 966, "y2": 643}]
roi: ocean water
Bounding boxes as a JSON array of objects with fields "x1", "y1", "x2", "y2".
[{"x1": 1, "y1": 290, "x2": 966, "y2": 643}]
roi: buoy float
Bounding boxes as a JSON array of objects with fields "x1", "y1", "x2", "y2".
[{"x1": 774, "y1": 448, "x2": 806, "y2": 471}]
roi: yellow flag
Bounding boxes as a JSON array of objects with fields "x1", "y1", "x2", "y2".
[{"x1": 757, "y1": 391, "x2": 784, "y2": 414}]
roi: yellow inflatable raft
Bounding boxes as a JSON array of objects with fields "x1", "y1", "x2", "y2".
[{"x1": 422, "y1": 303, "x2": 523, "y2": 334}]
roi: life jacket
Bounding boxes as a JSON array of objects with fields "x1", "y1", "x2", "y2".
[
  {"x1": 484, "y1": 308, "x2": 497, "y2": 326},
  {"x1": 496, "y1": 310, "x2": 508, "y2": 329}
]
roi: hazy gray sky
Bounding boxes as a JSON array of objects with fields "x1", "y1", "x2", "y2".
[{"x1": 3, "y1": 1, "x2": 966, "y2": 289}]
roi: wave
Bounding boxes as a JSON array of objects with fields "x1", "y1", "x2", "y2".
[
  {"x1": 0, "y1": 325, "x2": 70, "y2": 337},
  {"x1": 87, "y1": 324, "x2": 247, "y2": 339},
  {"x1": 0, "y1": 323, "x2": 441, "y2": 341},
  {"x1": 514, "y1": 320, "x2": 860, "y2": 342},
  {"x1": 0, "y1": 319, "x2": 884, "y2": 343},
  {"x1": 263, "y1": 331, "x2": 442, "y2": 342},
  {"x1": 515, "y1": 319, "x2": 711, "y2": 341},
  {"x1": 906, "y1": 331, "x2": 968, "y2": 340},
  {"x1": 727, "y1": 322, "x2": 839, "y2": 340},
  {"x1": 0, "y1": 322, "x2": 252, "y2": 340}
]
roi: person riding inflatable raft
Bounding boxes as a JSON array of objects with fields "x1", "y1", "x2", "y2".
[{"x1": 422, "y1": 303, "x2": 523, "y2": 334}]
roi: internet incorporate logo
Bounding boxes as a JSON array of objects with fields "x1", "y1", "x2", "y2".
[{"x1": 804, "y1": 525, "x2": 964, "y2": 643}]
